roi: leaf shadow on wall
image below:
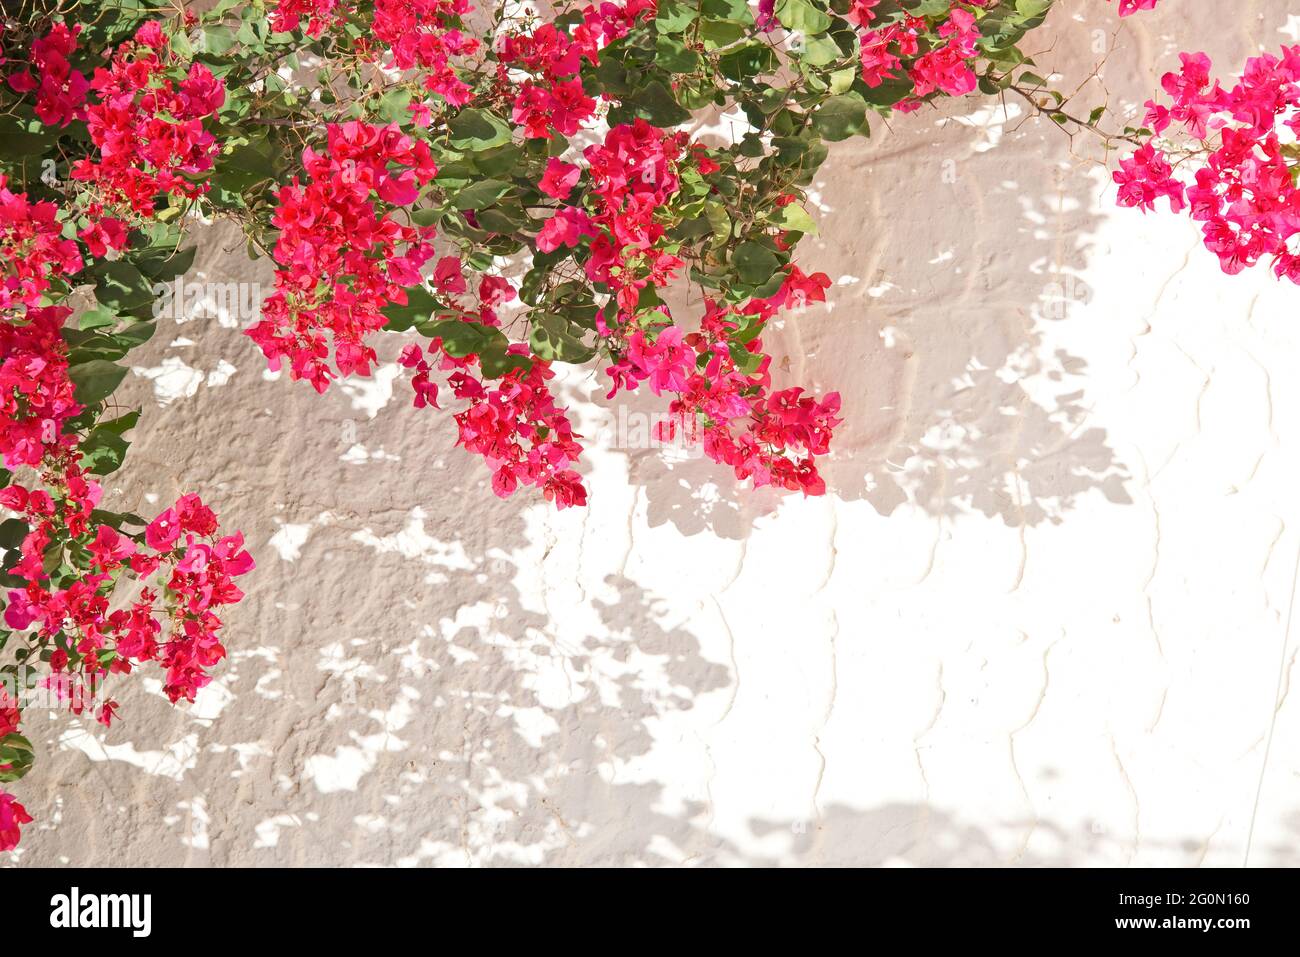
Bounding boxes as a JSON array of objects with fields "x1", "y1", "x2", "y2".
[
  {"x1": 633, "y1": 100, "x2": 1132, "y2": 540},
  {"x1": 5, "y1": 359, "x2": 734, "y2": 864},
  {"x1": 12, "y1": 501, "x2": 736, "y2": 864},
  {"x1": 6, "y1": 337, "x2": 1279, "y2": 866},
  {"x1": 11, "y1": 123, "x2": 1138, "y2": 865}
]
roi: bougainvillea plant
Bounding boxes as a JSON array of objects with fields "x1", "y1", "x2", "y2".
[
  {"x1": 1113, "y1": 42, "x2": 1300, "y2": 283},
  {"x1": 0, "y1": 0, "x2": 1186, "y2": 852}
]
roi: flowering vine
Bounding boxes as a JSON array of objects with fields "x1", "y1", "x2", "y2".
[
  {"x1": 0, "y1": 14, "x2": 247, "y2": 852},
  {"x1": 234, "y1": 0, "x2": 1086, "y2": 508},
  {"x1": 1115, "y1": 45, "x2": 1300, "y2": 283},
  {"x1": 0, "y1": 0, "x2": 1231, "y2": 854}
]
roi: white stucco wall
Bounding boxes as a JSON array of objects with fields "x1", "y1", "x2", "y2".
[{"x1": 8, "y1": 0, "x2": 1300, "y2": 866}]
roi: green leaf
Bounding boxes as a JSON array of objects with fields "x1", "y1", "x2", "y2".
[
  {"x1": 861, "y1": 75, "x2": 914, "y2": 108},
  {"x1": 610, "y1": 81, "x2": 690, "y2": 127},
  {"x1": 776, "y1": 0, "x2": 832, "y2": 35},
  {"x1": 96, "y1": 409, "x2": 141, "y2": 435},
  {"x1": 812, "y1": 92, "x2": 867, "y2": 141},
  {"x1": 90, "y1": 261, "x2": 156, "y2": 313},
  {"x1": 1016, "y1": 0, "x2": 1053, "y2": 17},
  {"x1": 220, "y1": 138, "x2": 279, "y2": 182},
  {"x1": 382, "y1": 285, "x2": 441, "y2": 333},
  {"x1": 132, "y1": 244, "x2": 197, "y2": 282},
  {"x1": 0, "y1": 732, "x2": 33, "y2": 782},
  {"x1": 705, "y1": 202, "x2": 732, "y2": 247},
  {"x1": 376, "y1": 87, "x2": 412, "y2": 123},
  {"x1": 89, "y1": 508, "x2": 148, "y2": 529},
  {"x1": 798, "y1": 35, "x2": 843, "y2": 67},
  {"x1": 655, "y1": 0, "x2": 698, "y2": 32},
  {"x1": 199, "y1": 24, "x2": 237, "y2": 55},
  {"x1": 0, "y1": 518, "x2": 27, "y2": 550},
  {"x1": 475, "y1": 203, "x2": 529, "y2": 234},
  {"x1": 418, "y1": 319, "x2": 531, "y2": 378},
  {"x1": 453, "y1": 179, "x2": 512, "y2": 210},
  {"x1": 68, "y1": 360, "x2": 129, "y2": 407},
  {"x1": 718, "y1": 42, "x2": 778, "y2": 80},
  {"x1": 701, "y1": 0, "x2": 750, "y2": 18},
  {"x1": 110, "y1": 321, "x2": 157, "y2": 352},
  {"x1": 0, "y1": 115, "x2": 57, "y2": 155},
  {"x1": 448, "y1": 109, "x2": 514, "y2": 151},
  {"x1": 733, "y1": 242, "x2": 780, "y2": 285},
  {"x1": 829, "y1": 67, "x2": 857, "y2": 96},
  {"x1": 529, "y1": 314, "x2": 596, "y2": 363},
  {"x1": 655, "y1": 36, "x2": 701, "y2": 73},
  {"x1": 0, "y1": 734, "x2": 32, "y2": 755},
  {"x1": 419, "y1": 318, "x2": 495, "y2": 357},
  {"x1": 697, "y1": 19, "x2": 746, "y2": 49},
  {"x1": 80, "y1": 427, "x2": 129, "y2": 476},
  {"x1": 479, "y1": 346, "x2": 531, "y2": 379},
  {"x1": 78, "y1": 306, "x2": 118, "y2": 331},
  {"x1": 473, "y1": 145, "x2": 524, "y2": 178},
  {"x1": 773, "y1": 203, "x2": 818, "y2": 235}
]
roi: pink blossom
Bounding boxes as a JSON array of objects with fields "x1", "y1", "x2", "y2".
[
  {"x1": 537, "y1": 206, "x2": 597, "y2": 253},
  {"x1": 145, "y1": 507, "x2": 181, "y2": 551},
  {"x1": 88, "y1": 526, "x2": 134, "y2": 570},
  {"x1": 78, "y1": 217, "x2": 129, "y2": 258},
  {"x1": 1117, "y1": 44, "x2": 1300, "y2": 282},
  {"x1": 433, "y1": 255, "x2": 467, "y2": 295},
  {"x1": 0, "y1": 792, "x2": 32, "y2": 851},
  {"x1": 1114, "y1": 0, "x2": 1160, "y2": 15},
  {"x1": 539, "y1": 158, "x2": 580, "y2": 199}
]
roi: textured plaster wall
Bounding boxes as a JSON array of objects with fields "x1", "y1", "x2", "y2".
[{"x1": 8, "y1": 0, "x2": 1300, "y2": 866}]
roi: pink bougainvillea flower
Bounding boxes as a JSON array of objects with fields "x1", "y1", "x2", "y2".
[
  {"x1": 492, "y1": 465, "x2": 519, "y2": 498},
  {"x1": 3, "y1": 590, "x2": 38, "y2": 630},
  {"x1": 144, "y1": 507, "x2": 181, "y2": 551},
  {"x1": 68, "y1": 23, "x2": 226, "y2": 217},
  {"x1": 624, "y1": 326, "x2": 692, "y2": 396},
  {"x1": 96, "y1": 700, "x2": 119, "y2": 728},
  {"x1": 1116, "y1": 43, "x2": 1300, "y2": 282},
  {"x1": 78, "y1": 217, "x2": 129, "y2": 258},
  {"x1": 10, "y1": 22, "x2": 89, "y2": 127},
  {"x1": 537, "y1": 206, "x2": 598, "y2": 253},
  {"x1": 478, "y1": 275, "x2": 515, "y2": 308},
  {"x1": 1114, "y1": 0, "x2": 1160, "y2": 15},
  {"x1": 433, "y1": 255, "x2": 467, "y2": 295},
  {"x1": 0, "y1": 792, "x2": 32, "y2": 851},
  {"x1": 88, "y1": 526, "x2": 134, "y2": 570},
  {"x1": 538, "y1": 158, "x2": 581, "y2": 200}
]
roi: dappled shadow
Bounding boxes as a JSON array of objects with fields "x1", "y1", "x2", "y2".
[
  {"x1": 635, "y1": 0, "x2": 1300, "y2": 539},
  {"x1": 5, "y1": 312, "x2": 745, "y2": 864},
  {"x1": 10, "y1": 0, "x2": 1299, "y2": 868},
  {"x1": 633, "y1": 9, "x2": 1135, "y2": 538},
  {"x1": 5, "y1": 307, "x2": 1286, "y2": 867}
]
